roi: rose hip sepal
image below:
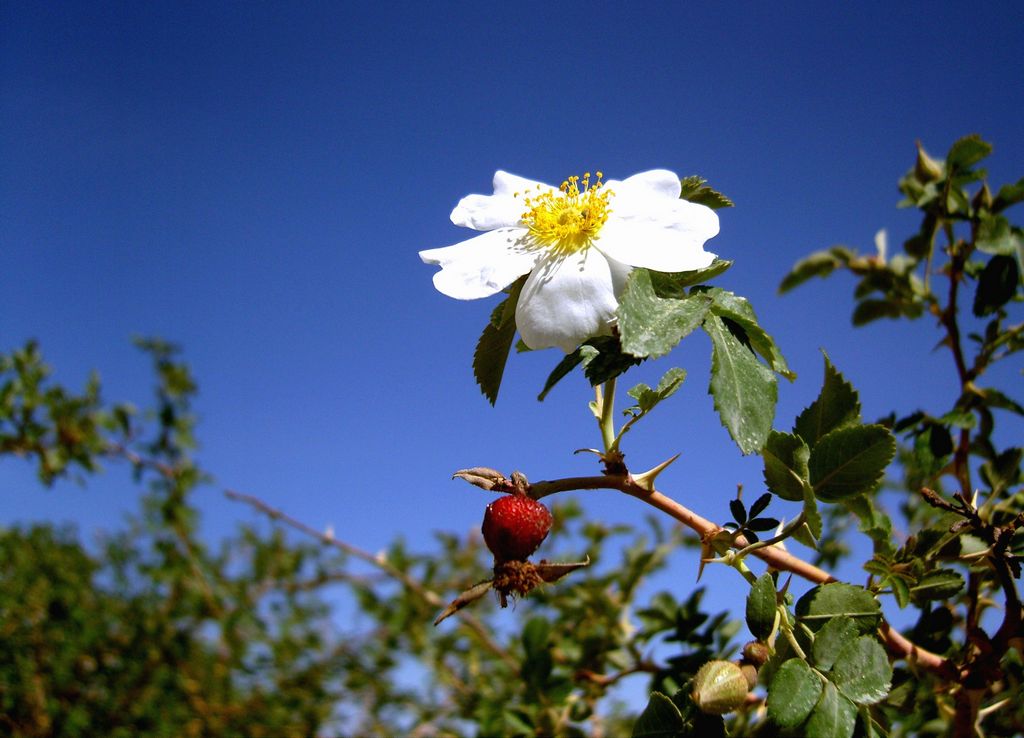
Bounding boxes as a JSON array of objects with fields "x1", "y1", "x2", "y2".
[{"x1": 433, "y1": 558, "x2": 590, "y2": 625}]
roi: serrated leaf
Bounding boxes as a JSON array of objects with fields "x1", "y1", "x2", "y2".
[
  {"x1": 890, "y1": 576, "x2": 911, "y2": 609},
  {"x1": 812, "y1": 615, "x2": 860, "y2": 671},
  {"x1": 796, "y1": 583, "x2": 882, "y2": 634},
  {"x1": 830, "y1": 636, "x2": 892, "y2": 705},
  {"x1": 804, "y1": 680, "x2": 857, "y2": 738},
  {"x1": 649, "y1": 259, "x2": 733, "y2": 297},
  {"x1": 631, "y1": 691, "x2": 685, "y2": 738},
  {"x1": 946, "y1": 134, "x2": 992, "y2": 173},
  {"x1": 767, "y1": 658, "x2": 822, "y2": 730},
  {"x1": 809, "y1": 425, "x2": 896, "y2": 502},
  {"x1": 763, "y1": 431, "x2": 811, "y2": 502},
  {"x1": 910, "y1": 569, "x2": 965, "y2": 604},
  {"x1": 746, "y1": 573, "x2": 777, "y2": 641},
  {"x1": 626, "y1": 368, "x2": 687, "y2": 418},
  {"x1": 679, "y1": 175, "x2": 734, "y2": 210},
  {"x1": 973, "y1": 254, "x2": 1020, "y2": 317},
  {"x1": 704, "y1": 314, "x2": 777, "y2": 455},
  {"x1": 538, "y1": 348, "x2": 585, "y2": 401},
  {"x1": 472, "y1": 278, "x2": 524, "y2": 404},
  {"x1": 794, "y1": 354, "x2": 861, "y2": 446},
  {"x1": 618, "y1": 270, "x2": 712, "y2": 358},
  {"x1": 704, "y1": 288, "x2": 794, "y2": 379}
]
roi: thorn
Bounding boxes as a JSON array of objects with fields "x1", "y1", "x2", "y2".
[{"x1": 632, "y1": 453, "x2": 681, "y2": 492}]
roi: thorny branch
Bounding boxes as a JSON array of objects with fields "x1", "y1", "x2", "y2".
[{"x1": 525, "y1": 472, "x2": 954, "y2": 676}]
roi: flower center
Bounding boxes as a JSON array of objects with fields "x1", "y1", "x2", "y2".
[{"x1": 519, "y1": 172, "x2": 612, "y2": 253}]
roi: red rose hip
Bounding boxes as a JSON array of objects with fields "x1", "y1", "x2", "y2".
[{"x1": 481, "y1": 494, "x2": 553, "y2": 562}]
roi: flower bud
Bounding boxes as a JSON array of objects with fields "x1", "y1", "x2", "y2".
[
  {"x1": 690, "y1": 660, "x2": 750, "y2": 715},
  {"x1": 972, "y1": 182, "x2": 993, "y2": 213},
  {"x1": 742, "y1": 640, "x2": 770, "y2": 668},
  {"x1": 914, "y1": 141, "x2": 944, "y2": 183}
]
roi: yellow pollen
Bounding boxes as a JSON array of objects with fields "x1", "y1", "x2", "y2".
[{"x1": 519, "y1": 171, "x2": 612, "y2": 253}]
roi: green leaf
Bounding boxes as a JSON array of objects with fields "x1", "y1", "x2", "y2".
[
  {"x1": 631, "y1": 691, "x2": 685, "y2": 738},
  {"x1": 649, "y1": 259, "x2": 733, "y2": 297},
  {"x1": 804, "y1": 680, "x2": 857, "y2": 738},
  {"x1": 521, "y1": 617, "x2": 554, "y2": 692},
  {"x1": 852, "y1": 298, "x2": 903, "y2": 325},
  {"x1": 859, "y1": 707, "x2": 889, "y2": 738},
  {"x1": 801, "y1": 482, "x2": 823, "y2": 544},
  {"x1": 910, "y1": 569, "x2": 965, "y2": 604},
  {"x1": 842, "y1": 495, "x2": 895, "y2": 556},
  {"x1": 704, "y1": 288, "x2": 794, "y2": 379},
  {"x1": 796, "y1": 583, "x2": 882, "y2": 634},
  {"x1": 538, "y1": 348, "x2": 585, "y2": 401},
  {"x1": 618, "y1": 270, "x2": 713, "y2": 358},
  {"x1": 767, "y1": 658, "x2": 822, "y2": 730},
  {"x1": 703, "y1": 315, "x2": 778, "y2": 455},
  {"x1": 679, "y1": 175, "x2": 734, "y2": 210},
  {"x1": 993, "y1": 177, "x2": 1024, "y2": 213},
  {"x1": 975, "y1": 214, "x2": 1021, "y2": 255},
  {"x1": 626, "y1": 368, "x2": 687, "y2": 416},
  {"x1": 472, "y1": 278, "x2": 524, "y2": 405},
  {"x1": 982, "y1": 388, "x2": 1024, "y2": 416},
  {"x1": 581, "y1": 336, "x2": 645, "y2": 386},
  {"x1": 830, "y1": 636, "x2": 892, "y2": 705},
  {"x1": 812, "y1": 615, "x2": 860, "y2": 671},
  {"x1": 746, "y1": 573, "x2": 777, "y2": 641},
  {"x1": 794, "y1": 354, "x2": 861, "y2": 446},
  {"x1": 778, "y1": 247, "x2": 855, "y2": 294},
  {"x1": 979, "y1": 447, "x2": 1022, "y2": 496},
  {"x1": 972, "y1": 254, "x2": 1019, "y2": 317},
  {"x1": 809, "y1": 425, "x2": 896, "y2": 502},
  {"x1": 946, "y1": 134, "x2": 992, "y2": 173}
]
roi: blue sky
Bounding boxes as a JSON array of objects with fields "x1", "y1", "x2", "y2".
[{"x1": 2, "y1": 2, "x2": 1022, "y2": 622}]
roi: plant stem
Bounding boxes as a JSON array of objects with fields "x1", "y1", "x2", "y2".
[
  {"x1": 598, "y1": 377, "x2": 617, "y2": 453},
  {"x1": 529, "y1": 472, "x2": 953, "y2": 676}
]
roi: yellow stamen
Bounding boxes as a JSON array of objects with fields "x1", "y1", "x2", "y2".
[{"x1": 519, "y1": 171, "x2": 612, "y2": 253}]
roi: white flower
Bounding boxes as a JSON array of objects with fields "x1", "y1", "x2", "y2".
[{"x1": 420, "y1": 169, "x2": 720, "y2": 352}]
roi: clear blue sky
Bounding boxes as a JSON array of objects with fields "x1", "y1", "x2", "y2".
[{"x1": 2, "y1": 2, "x2": 1022, "y2": 613}]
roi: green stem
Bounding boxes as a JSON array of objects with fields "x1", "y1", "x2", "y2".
[
  {"x1": 732, "y1": 513, "x2": 807, "y2": 560},
  {"x1": 598, "y1": 377, "x2": 617, "y2": 453},
  {"x1": 779, "y1": 608, "x2": 808, "y2": 660}
]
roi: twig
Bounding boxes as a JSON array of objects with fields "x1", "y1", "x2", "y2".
[
  {"x1": 224, "y1": 488, "x2": 517, "y2": 669},
  {"x1": 531, "y1": 473, "x2": 953, "y2": 676}
]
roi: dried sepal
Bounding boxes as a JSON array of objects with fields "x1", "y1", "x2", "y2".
[
  {"x1": 452, "y1": 467, "x2": 509, "y2": 491},
  {"x1": 434, "y1": 579, "x2": 494, "y2": 626}
]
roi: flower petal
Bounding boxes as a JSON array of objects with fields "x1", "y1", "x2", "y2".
[
  {"x1": 450, "y1": 171, "x2": 552, "y2": 231},
  {"x1": 594, "y1": 199, "x2": 719, "y2": 272},
  {"x1": 420, "y1": 228, "x2": 539, "y2": 299},
  {"x1": 516, "y1": 250, "x2": 619, "y2": 352},
  {"x1": 604, "y1": 169, "x2": 682, "y2": 215}
]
